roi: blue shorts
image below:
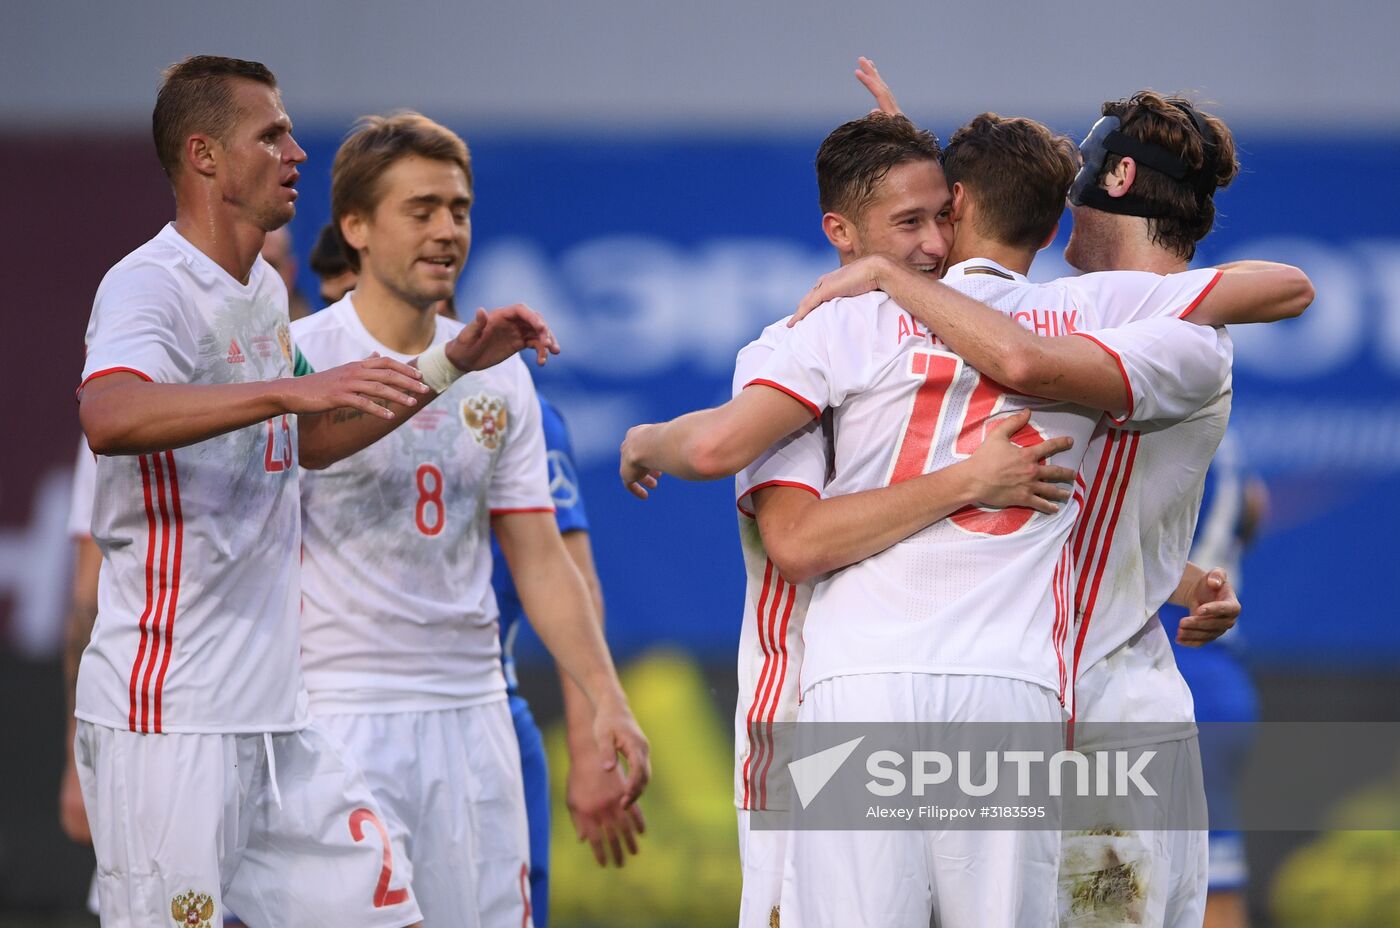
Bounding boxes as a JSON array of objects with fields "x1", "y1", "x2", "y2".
[
  {"x1": 1166, "y1": 610, "x2": 1258, "y2": 891},
  {"x1": 510, "y1": 694, "x2": 552, "y2": 928}
]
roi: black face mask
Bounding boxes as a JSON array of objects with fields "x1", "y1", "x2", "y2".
[{"x1": 1068, "y1": 108, "x2": 1218, "y2": 218}]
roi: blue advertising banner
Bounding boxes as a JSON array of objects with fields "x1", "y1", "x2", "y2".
[{"x1": 288, "y1": 130, "x2": 1400, "y2": 668}]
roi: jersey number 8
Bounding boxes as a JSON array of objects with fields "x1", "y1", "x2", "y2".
[{"x1": 415, "y1": 463, "x2": 445, "y2": 536}]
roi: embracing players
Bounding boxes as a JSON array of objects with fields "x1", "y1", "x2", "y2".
[
  {"x1": 74, "y1": 56, "x2": 555, "y2": 927},
  {"x1": 622, "y1": 70, "x2": 1308, "y2": 926},
  {"x1": 799, "y1": 65, "x2": 1308, "y2": 926}
]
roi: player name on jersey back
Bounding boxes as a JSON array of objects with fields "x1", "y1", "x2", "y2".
[
  {"x1": 76, "y1": 224, "x2": 307, "y2": 734},
  {"x1": 293, "y1": 297, "x2": 553, "y2": 714},
  {"x1": 747, "y1": 259, "x2": 1227, "y2": 703}
]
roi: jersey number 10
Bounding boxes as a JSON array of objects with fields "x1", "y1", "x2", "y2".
[{"x1": 889, "y1": 349, "x2": 1047, "y2": 536}]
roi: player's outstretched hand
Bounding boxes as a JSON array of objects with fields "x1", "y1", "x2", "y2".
[
  {"x1": 962, "y1": 409, "x2": 1075, "y2": 513},
  {"x1": 855, "y1": 56, "x2": 903, "y2": 116},
  {"x1": 567, "y1": 745, "x2": 647, "y2": 867},
  {"x1": 791, "y1": 254, "x2": 898, "y2": 325},
  {"x1": 592, "y1": 699, "x2": 651, "y2": 809},
  {"x1": 1176, "y1": 567, "x2": 1240, "y2": 646},
  {"x1": 619, "y1": 425, "x2": 662, "y2": 499},
  {"x1": 58, "y1": 760, "x2": 91, "y2": 844},
  {"x1": 445, "y1": 304, "x2": 560, "y2": 372},
  {"x1": 284, "y1": 356, "x2": 430, "y2": 419}
]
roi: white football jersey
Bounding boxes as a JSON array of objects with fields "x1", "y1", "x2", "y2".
[
  {"x1": 748, "y1": 259, "x2": 1228, "y2": 700},
  {"x1": 292, "y1": 297, "x2": 553, "y2": 714},
  {"x1": 1069, "y1": 361, "x2": 1233, "y2": 745},
  {"x1": 732, "y1": 318, "x2": 827, "y2": 811},
  {"x1": 77, "y1": 223, "x2": 306, "y2": 734},
  {"x1": 70, "y1": 440, "x2": 96, "y2": 539}
]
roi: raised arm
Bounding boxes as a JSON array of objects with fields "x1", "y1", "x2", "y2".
[
  {"x1": 619, "y1": 384, "x2": 815, "y2": 496},
  {"x1": 755, "y1": 409, "x2": 1074, "y2": 583},
  {"x1": 492, "y1": 511, "x2": 649, "y2": 806}
]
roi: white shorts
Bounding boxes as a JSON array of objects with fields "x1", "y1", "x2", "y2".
[
  {"x1": 318, "y1": 700, "x2": 532, "y2": 928},
  {"x1": 74, "y1": 719, "x2": 422, "y2": 928},
  {"x1": 1058, "y1": 736, "x2": 1208, "y2": 927},
  {"x1": 780, "y1": 673, "x2": 1064, "y2": 928},
  {"x1": 736, "y1": 809, "x2": 788, "y2": 928}
]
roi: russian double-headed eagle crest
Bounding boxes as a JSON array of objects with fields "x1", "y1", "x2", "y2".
[
  {"x1": 171, "y1": 890, "x2": 215, "y2": 927},
  {"x1": 462, "y1": 394, "x2": 509, "y2": 450},
  {"x1": 276, "y1": 323, "x2": 293, "y2": 365}
]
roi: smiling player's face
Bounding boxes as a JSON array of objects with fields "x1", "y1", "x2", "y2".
[
  {"x1": 350, "y1": 155, "x2": 473, "y2": 309},
  {"x1": 851, "y1": 160, "x2": 954, "y2": 276}
]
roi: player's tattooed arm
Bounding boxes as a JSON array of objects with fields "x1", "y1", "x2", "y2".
[
  {"x1": 1169, "y1": 562, "x2": 1242, "y2": 646},
  {"x1": 756, "y1": 409, "x2": 1074, "y2": 584},
  {"x1": 1186, "y1": 261, "x2": 1314, "y2": 325},
  {"x1": 298, "y1": 305, "x2": 559, "y2": 469},
  {"x1": 620, "y1": 386, "x2": 815, "y2": 497},
  {"x1": 793, "y1": 255, "x2": 1133, "y2": 413},
  {"x1": 494, "y1": 512, "x2": 651, "y2": 807},
  {"x1": 557, "y1": 530, "x2": 647, "y2": 867}
]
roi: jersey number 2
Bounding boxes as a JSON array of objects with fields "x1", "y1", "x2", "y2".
[
  {"x1": 890, "y1": 349, "x2": 1046, "y2": 536},
  {"x1": 349, "y1": 808, "x2": 410, "y2": 908},
  {"x1": 415, "y1": 463, "x2": 445, "y2": 536}
]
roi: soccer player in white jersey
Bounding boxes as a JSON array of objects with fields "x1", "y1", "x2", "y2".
[
  {"x1": 73, "y1": 56, "x2": 556, "y2": 928},
  {"x1": 292, "y1": 112, "x2": 649, "y2": 928},
  {"x1": 791, "y1": 69, "x2": 1312, "y2": 927},
  {"x1": 621, "y1": 106, "x2": 1311, "y2": 925},
  {"x1": 670, "y1": 115, "x2": 1082, "y2": 928}
]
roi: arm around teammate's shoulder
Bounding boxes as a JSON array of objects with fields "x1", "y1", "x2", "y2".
[{"x1": 1186, "y1": 261, "x2": 1314, "y2": 325}]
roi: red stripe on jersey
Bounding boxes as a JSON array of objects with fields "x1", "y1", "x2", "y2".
[
  {"x1": 744, "y1": 379, "x2": 821, "y2": 419},
  {"x1": 139, "y1": 453, "x2": 174, "y2": 734},
  {"x1": 1058, "y1": 545, "x2": 1069, "y2": 697},
  {"x1": 128, "y1": 455, "x2": 159, "y2": 731},
  {"x1": 1052, "y1": 545, "x2": 1068, "y2": 701},
  {"x1": 1072, "y1": 333, "x2": 1135, "y2": 425},
  {"x1": 76, "y1": 366, "x2": 153, "y2": 400},
  {"x1": 736, "y1": 480, "x2": 820, "y2": 519},
  {"x1": 152, "y1": 451, "x2": 183, "y2": 732},
  {"x1": 1178, "y1": 270, "x2": 1224, "y2": 319},
  {"x1": 1072, "y1": 432, "x2": 1141, "y2": 683},
  {"x1": 489, "y1": 507, "x2": 557, "y2": 515},
  {"x1": 740, "y1": 560, "x2": 776, "y2": 809},
  {"x1": 1071, "y1": 432, "x2": 1117, "y2": 567},
  {"x1": 1068, "y1": 431, "x2": 1141, "y2": 730},
  {"x1": 758, "y1": 580, "x2": 797, "y2": 809},
  {"x1": 749, "y1": 573, "x2": 789, "y2": 808},
  {"x1": 1074, "y1": 433, "x2": 1130, "y2": 609},
  {"x1": 1066, "y1": 432, "x2": 1128, "y2": 727}
]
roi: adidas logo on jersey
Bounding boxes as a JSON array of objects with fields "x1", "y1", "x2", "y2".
[{"x1": 227, "y1": 339, "x2": 246, "y2": 364}]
